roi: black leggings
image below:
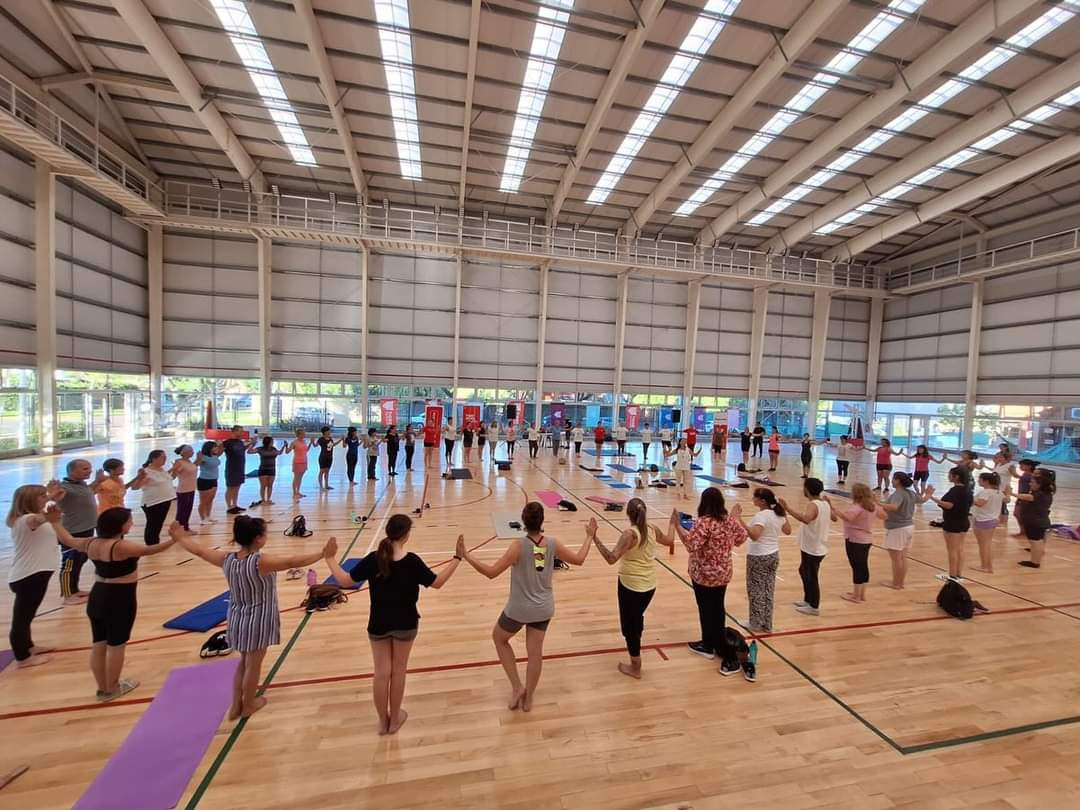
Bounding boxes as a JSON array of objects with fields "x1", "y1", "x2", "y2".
[
  {"x1": 9, "y1": 570, "x2": 53, "y2": 660},
  {"x1": 367, "y1": 456, "x2": 377, "y2": 480},
  {"x1": 845, "y1": 540, "x2": 870, "y2": 585},
  {"x1": 346, "y1": 451, "x2": 358, "y2": 482},
  {"x1": 617, "y1": 581, "x2": 655, "y2": 658},
  {"x1": 405, "y1": 444, "x2": 415, "y2": 469},
  {"x1": 388, "y1": 448, "x2": 399, "y2": 471},
  {"x1": 692, "y1": 581, "x2": 729, "y2": 660},
  {"x1": 799, "y1": 551, "x2": 824, "y2": 609},
  {"x1": 142, "y1": 500, "x2": 172, "y2": 545},
  {"x1": 529, "y1": 440, "x2": 539, "y2": 458},
  {"x1": 175, "y1": 490, "x2": 194, "y2": 530},
  {"x1": 836, "y1": 459, "x2": 850, "y2": 478},
  {"x1": 617, "y1": 440, "x2": 626, "y2": 454},
  {"x1": 752, "y1": 438, "x2": 763, "y2": 457}
]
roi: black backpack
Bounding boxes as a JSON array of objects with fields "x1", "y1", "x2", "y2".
[
  {"x1": 284, "y1": 514, "x2": 312, "y2": 537},
  {"x1": 302, "y1": 584, "x2": 348, "y2": 612},
  {"x1": 199, "y1": 630, "x2": 232, "y2": 658},
  {"x1": 937, "y1": 579, "x2": 974, "y2": 619},
  {"x1": 557, "y1": 499, "x2": 577, "y2": 512}
]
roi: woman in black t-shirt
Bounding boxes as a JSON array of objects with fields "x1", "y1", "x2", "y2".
[
  {"x1": 1015, "y1": 469, "x2": 1054, "y2": 569},
  {"x1": 344, "y1": 427, "x2": 361, "y2": 485},
  {"x1": 324, "y1": 514, "x2": 462, "y2": 735},
  {"x1": 925, "y1": 466, "x2": 972, "y2": 581},
  {"x1": 315, "y1": 426, "x2": 338, "y2": 492}
]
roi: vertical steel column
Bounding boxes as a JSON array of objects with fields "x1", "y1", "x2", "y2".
[
  {"x1": 807, "y1": 289, "x2": 833, "y2": 434},
  {"x1": 682, "y1": 279, "x2": 702, "y2": 429},
  {"x1": 450, "y1": 253, "x2": 463, "y2": 419},
  {"x1": 257, "y1": 236, "x2": 272, "y2": 428},
  {"x1": 147, "y1": 222, "x2": 163, "y2": 434},
  {"x1": 962, "y1": 279, "x2": 984, "y2": 448},
  {"x1": 360, "y1": 246, "x2": 370, "y2": 426},
  {"x1": 612, "y1": 271, "x2": 630, "y2": 424},
  {"x1": 534, "y1": 262, "x2": 550, "y2": 425},
  {"x1": 865, "y1": 297, "x2": 885, "y2": 427},
  {"x1": 747, "y1": 285, "x2": 769, "y2": 428},
  {"x1": 34, "y1": 161, "x2": 57, "y2": 453}
]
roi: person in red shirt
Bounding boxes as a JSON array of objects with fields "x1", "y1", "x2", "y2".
[
  {"x1": 423, "y1": 410, "x2": 441, "y2": 470},
  {"x1": 593, "y1": 424, "x2": 606, "y2": 455},
  {"x1": 685, "y1": 425, "x2": 698, "y2": 450}
]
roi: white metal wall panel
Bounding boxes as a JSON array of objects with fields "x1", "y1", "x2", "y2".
[
  {"x1": 822, "y1": 296, "x2": 869, "y2": 398},
  {"x1": 978, "y1": 264, "x2": 1080, "y2": 400},
  {"x1": 622, "y1": 277, "x2": 686, "y2": 393},
  {"x1": 367, "y1": 253, "x2": 456, "y2": 385},
  {"x1": 761, "y1": 290, "x2": 812, "y2": 397},
  {"x1": 163, "y1": 232, "x2": 258, "y2": 375},
  {"x1": 544, "y1": 269, "x2": 616, "y2": 392},
  {"x1": 0, "y1": 147, "x2": 36, "y2": 367},
  {"x1": 271, "y1": 242, "x2": 363, "y2": 378},
  {"x1": 694, "y1": 283, "x2": 752, "y2": 395},
  {"x1": 460, "y1": 261, "x2": 539, "y2": 387},
  {"x1": 878, "y1": 284, "x2": 972, "y2": 400}
]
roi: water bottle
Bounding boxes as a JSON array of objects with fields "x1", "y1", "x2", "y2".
[
  {"x1": 306, "y1": 568, "x2": 317, "y2": 587},
  {"x1": 748, "y1": 640, "x2": 758, "y2": 665}
]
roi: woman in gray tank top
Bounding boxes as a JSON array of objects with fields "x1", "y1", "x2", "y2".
[{"x1": 458, "y1": 502, "x2": 595, "y2": 712}]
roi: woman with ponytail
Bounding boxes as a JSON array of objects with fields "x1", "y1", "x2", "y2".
[
  {"x1": 174, "y1": 516, "x2": 335, "y2": 721},
  {"x1": 325, "y1": 514, "x2": 462, "y2": 734},
  {"x1": 591, "y1": 498, "x2": 675, "y2": 678},
  {"x1": 735, "y1": 487, "x2": 791, "y2": 638},
  {"x1": 128, "y1": 450, "x2": 174, "y2": 545}
]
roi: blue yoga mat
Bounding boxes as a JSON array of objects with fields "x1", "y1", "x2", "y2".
[
  {"x1": 595, "y1": 474, "x2": 613, "y2": 480},
  {"x1": 825, "y1": 488, "x2": 851, "y2": 497},
  {"x1": 324, "y1": 557, "x2": 366, "y2": 588},
  {"x1": 607, "y1": 464, "x2": 640, "y2": 473},
  {"x1": 608, "y1": 482, "x2": 632, "y2": 490},
  {"x1": 696, "y1": 475, "x2": 731, "y2": 484},
  {"x1": 691, "y1": 464, "x2": 703, "y2": 470},
  {"x1": 163, "y1": 592, "x2": 229, "y2": 631},
  {"x1": 585, "y1": 449, "x2": 623, "y2": 457}
]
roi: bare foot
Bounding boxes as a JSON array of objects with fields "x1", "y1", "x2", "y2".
[
  {"x1": 377, "y1": 717, "x2": 390, "y2": 735},
  {"x1": 879, "y1": 582, "x2": 903, "y2": 590},
  {"x1": 520, "y1": 691, "x2": 533, "y2": 713},
  {"x1": 508, "y1": 687, "x2": 526, "y2": 710},
  {"x1": 227, "y1": 700, "x2": 242, "y2": 721},
  {"x1": 840, "y1": 593, "x2": 862, "y2": 603},
  {"x1": 241, "y1": 696, "x2": 268, "y2": 718},
  {"x1": 16, "y1": 654, "x2": 51, "y2": 668},
  {"x1": 972, "y1": 565, "x2": 993, "y2": 573},
  {"x1": 617, "y1": 662, "x2": 642, "y2": 679},
  {"x1": 388, "y1": 710, "x2": 408, "y2": 734},
  {"x1": 29, "y1": 645, "x2": 53, "y2": 655}
]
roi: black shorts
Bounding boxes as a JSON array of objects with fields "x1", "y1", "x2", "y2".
[
  {"x1": 87, "y1": 582, "x2": 137, "y2": 646},
  {"x1": 477, "y1": 437, "x2": 486, "y2": 447},
  {"x1": 196, "y1": 478, "x2": 218, "y2": 491},
  {"x1": 318, "y1": 454, "x2": 333, "y2": 470},
  {"x1": 258, "y1": 469, "x2": 276, "y2": 479},
  {"x1": 368, "y1": 628, "x2": 418, "y2": 642},
  {"x1": 424, "y1": 441, "x2": 435, "y2": 448},
  {"x1": 1025, "y1": 524, "x2": 1048, "y2": 541},
  {"x1": 876, "y1": 464, "x2": 893, "y2": 472},
  {"x1": 913, "y1": 470, "x2": 929, "y2": 482},
  {"x1": 497, "y1": 612, "x2": 550, "y2": 633},
  {"x1": 224, "y1": 468, "x2": 245, "y2": 487}
]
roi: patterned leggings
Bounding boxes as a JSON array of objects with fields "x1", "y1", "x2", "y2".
[{"x1": 745, "y1": 552, "x2": 779, "y2": 631}]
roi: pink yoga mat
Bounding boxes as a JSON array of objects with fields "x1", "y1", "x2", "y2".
[
  {"x1": 535, "y1": 490, "x2": 564, "y2": 508},
  {"x1": 73, "y1": 658, "x2": 239, "y2": 810}
]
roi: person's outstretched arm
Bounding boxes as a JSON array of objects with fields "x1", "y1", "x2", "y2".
[
  {"x1": 462, "y1": 541, "x2": 519, "y2": 579},
  {"x1": 170, "y1": 523, "x2": 230, "y2": 567},
  {"x1": 261, "y1": 537, "x2": 337, "y2": 575},
  {"x1": 592, "y1": 528, "x2": 635, "y2": 565}
]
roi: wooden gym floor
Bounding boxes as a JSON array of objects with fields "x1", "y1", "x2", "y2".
[{"x1": 1, "y1": 438, "x2": 1079, "y2": 809}]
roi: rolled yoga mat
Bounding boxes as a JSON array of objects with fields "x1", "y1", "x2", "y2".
[
  {"x1": 163, "y1": 592, "x2": 229, "y2": 631},
  {"x1": 324, "y1": 558, "x2": 365, "y2": 588},
  {"x1": 585, "y1": 495, "x2": 625, "y2": 507},
  {"x1": 72, "y1": 658, "x2": 240, "y2": 810},
  {"x1": 535, "y1": 490, "x2": 564, "y2": 509}
]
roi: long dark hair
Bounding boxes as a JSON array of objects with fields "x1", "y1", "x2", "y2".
[
  {"x1": 697, "y1": 486, "x2": 727, "y2": 520},
  {"x1": 376, "y1": 514, "x2": 413, "y2": 579},
  {"x1": 233, "y1": 516, "x2": 266, "y2": 547},
  {"x1": 754, "y1": 487, "x2": 785, "y2": 517},
  {"x1": 142, "y1": 450, "x2": 165, "y2": 468},
  {"x1": 626, "y1": 498, "x2": 648, "y2": 546},
  {"x1": 200, "y1": 440, "x2": 217, "y2": 456},
  {"x1": 97, "y1": 507, "x2": 132, "y2": 538}
]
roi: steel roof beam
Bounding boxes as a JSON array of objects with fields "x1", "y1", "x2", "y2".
[
  {"x1": 109, "y1": 0, "x2": 266, "y2": 191},
  {"x1": 696, "y1": 0, "x2": 1043, "y2": 245},
  {"x1": 626, "y1": 0, "x2": 845, "y2": 236},
  {"x1": 293, "y1": 0, "x2": 367, "y2": 202},
  {"x1": 549, "y1": 0, "x2": 664, "y2": 224},
  {"x1": 458, "y1": 0, "x2": 481, "y2": 211}
]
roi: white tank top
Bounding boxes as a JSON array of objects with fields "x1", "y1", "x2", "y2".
[{"x1": 798, "y1": 499, "x2": 831, "y2": 556}]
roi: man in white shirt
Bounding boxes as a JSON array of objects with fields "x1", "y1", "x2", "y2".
[
  {"x1": 442, "y1": 418, "x2": 457, "y2": 467},
  {"x1": 641, "y1": 423, "x2": 653, "y2": 462},
  {"x1": 660, "y1": 426, "x2": 673, "y2": 453},
  {"x1": 527, "y1": 423, "x2": 540, "y2": 459},
  {"x1": 571, "y1": 424, "x2": 584, "y2": 454},
  {"x1": 614, "y1": 423, "x2": 628, "y2": 456}
]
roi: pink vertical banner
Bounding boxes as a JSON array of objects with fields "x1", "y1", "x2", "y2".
[
  {"x1": 550, "y1": 402, "x2": 566, "y2": 426},
  {"x1": 379, "y1": 398, "x2": 398, "y2": 426},
  {"x1": 462, "y1": 404, "x2": 481, "y2": 430},
  {"x1": 511, "y1": 400, "x2": 525, "y2": 425},
  {"x1": 624, "y1": 404, "x2": 641, "y2": 430}
]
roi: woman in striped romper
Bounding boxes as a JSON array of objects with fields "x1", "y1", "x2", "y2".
[{"x1": 173, "y1": 516, "x2": 335, "y2": 720}]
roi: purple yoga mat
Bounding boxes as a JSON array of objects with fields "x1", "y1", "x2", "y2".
[
  {"x1": 73, "y1": 658, "x2": 239, "y2": 810},
  {"x1": 535, "y1": 490, "x2": 564, "y2": 508},
  {"x1": 0, "y1": 649, "x2": 14, "y2": 673}
]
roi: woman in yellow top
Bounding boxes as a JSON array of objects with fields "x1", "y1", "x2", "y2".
[
  {"x1": 93, "y1": 459, "x2": 129, "y2": 513},
  {"x1": 592, "y1": 498, "x2": 675, "y2": 679}
]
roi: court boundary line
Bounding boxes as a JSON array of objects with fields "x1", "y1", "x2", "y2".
[{"x1": 534, "y1": 463, "x2": 1080, "y2": 756}]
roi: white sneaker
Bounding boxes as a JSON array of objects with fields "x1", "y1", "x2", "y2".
[
  {"x1": 795, "y1": 605, "x2": 820, "y2": 616},
  {"x1": 792, "y1": 601, "x2": 809, "y2": 608}
]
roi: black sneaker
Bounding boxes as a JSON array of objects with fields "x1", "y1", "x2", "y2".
[
  {"x1": 929, "y1": 520, "x2": 943, "y2": 528},
  {"x1": 226, "y1": 507, "x2": 244, "y2": 515},
  {"x1": 687, "y1": 641, "x2": 714, "y2": 659},
  {"x1": 554, "y1": 558, "x2": 570, "y2": 571},
  {"x1": 249, "y1": 500, "x2": 263, "y2": 508},
  {"x1": 719, "y1": 659, "x2": 740, "y2": 676},
  {"x1": 742, "y1": 661, "x2": 757, "y2": 683}
]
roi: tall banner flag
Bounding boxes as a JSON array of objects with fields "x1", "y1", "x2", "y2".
[
  {"x1": 693, "y1": 406, "x2": 707, "y2": 432},
  {"x1": 462, "y1": 404, "x2": 481, "y2": 430},
  {"x1": 550, "y1": 402, "x2": 566, "y2": 426},
  {"x1": 624, "y1": 404, "x2": 641, "y2": 430},
  {"x1": 424, "y1": 404, "x2": 443, "y2": 446},
  {"x1": 510, "y1": 400, "x2": 526, "y2": 425},
  {"x1": 380, "y1": 398, "x2": 398, "y2": 426}
]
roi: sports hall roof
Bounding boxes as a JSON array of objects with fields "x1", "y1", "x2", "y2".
[{"x1": 2, "y1": 0, "x2": 1079, "y2": 268}]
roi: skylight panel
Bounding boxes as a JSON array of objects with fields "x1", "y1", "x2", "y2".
[
  {"x1": 584, "y1": 0, "x2": 741, "y2": 206},
  {"x1": 812, "y1": 84, "x2": 1080, "y2": 236},
  {"x1": 674, "y1": 0, "x2": 923, "y2": 218},
  {"x1": 371, "y1": 0, "x2": 424, "y2": 179},
  {"x1": 208, "y1": 0, "x2": 317, "y2": 166},
  {"x1": 497, "y1": 0, "x2": 574, "y2": 193},
  {"x1": 750, "y1": 1, "x2": 1080, "y2": 228}
]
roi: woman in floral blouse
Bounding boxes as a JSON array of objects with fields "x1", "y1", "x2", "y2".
[{"x1": 669, "y1": 487, "x2": 747, "y2": 673}]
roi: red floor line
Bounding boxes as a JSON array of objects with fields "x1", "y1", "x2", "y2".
[
  {"x1": 0, "y1": 695, "x2": 154, "y2": 721},
  {"x1": 654, "y1": 646, "x2": 669, "y2": 661}
]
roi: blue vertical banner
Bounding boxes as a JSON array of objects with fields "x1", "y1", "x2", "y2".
[
  {"x1": 693, "y1": 406, "x2": 707, "y2": 432},
  {"x1": 586, "y1": 404, "x2": 601, "y2": 427},
  {"x1": 660, "y1": 406, "x2": 673, "y2": 429}
]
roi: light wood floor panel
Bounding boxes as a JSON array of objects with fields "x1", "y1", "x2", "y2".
[{"x1": 1, "y1": 439, "x2": 1079, "y2": 808}]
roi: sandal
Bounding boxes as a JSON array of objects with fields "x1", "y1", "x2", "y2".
[
  {"x1": 99, "y1": 678, "x2": 140, "y2": 702},
  {"x1": 286, "y1": 568, "x2": 304, "y2": 581}
]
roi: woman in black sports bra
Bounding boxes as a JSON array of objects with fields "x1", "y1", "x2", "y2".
[{"x1": 85, "y1": 508, "x2": 176, "y2": 702}]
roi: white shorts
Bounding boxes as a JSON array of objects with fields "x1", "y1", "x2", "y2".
[
  {"x1": 675, "y1": 468, "x2": 691, "y2": 486},
  {"x1": 883, "y1": 525, "x2": 913, "y2": 551}
]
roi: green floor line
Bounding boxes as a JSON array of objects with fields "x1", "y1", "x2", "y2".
[
  {"x1": 900, "y1": 714, "x2": 1080, "y2": 754},
  {"x1": 184, "y1": 495, "x2": 385, "y2": 809}
]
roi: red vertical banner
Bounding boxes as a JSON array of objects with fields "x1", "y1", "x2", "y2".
[
  {"x1": 380, "y1": 398, "x2": 398, "y2": 426},
  {"x1": 511, "y1": 400, "x2": 526, "y2": 425},
  {"x1": 462, "y1": 404, "x2": 481, "y2": 430},
  {"x1": 424, "y1": 404, "x2": 443, "y2": 445},
  {"x1": 624, "y1": 404, "x2": 641, "y2": 430}
]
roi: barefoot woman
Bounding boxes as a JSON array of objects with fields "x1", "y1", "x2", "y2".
[{"x1": 459, "y1": 502, "x2": 593, "y2": 711}]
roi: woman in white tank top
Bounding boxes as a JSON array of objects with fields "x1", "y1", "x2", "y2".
[{"x1": 780, "y1": 477, "x2": 831, "y2": 616}]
